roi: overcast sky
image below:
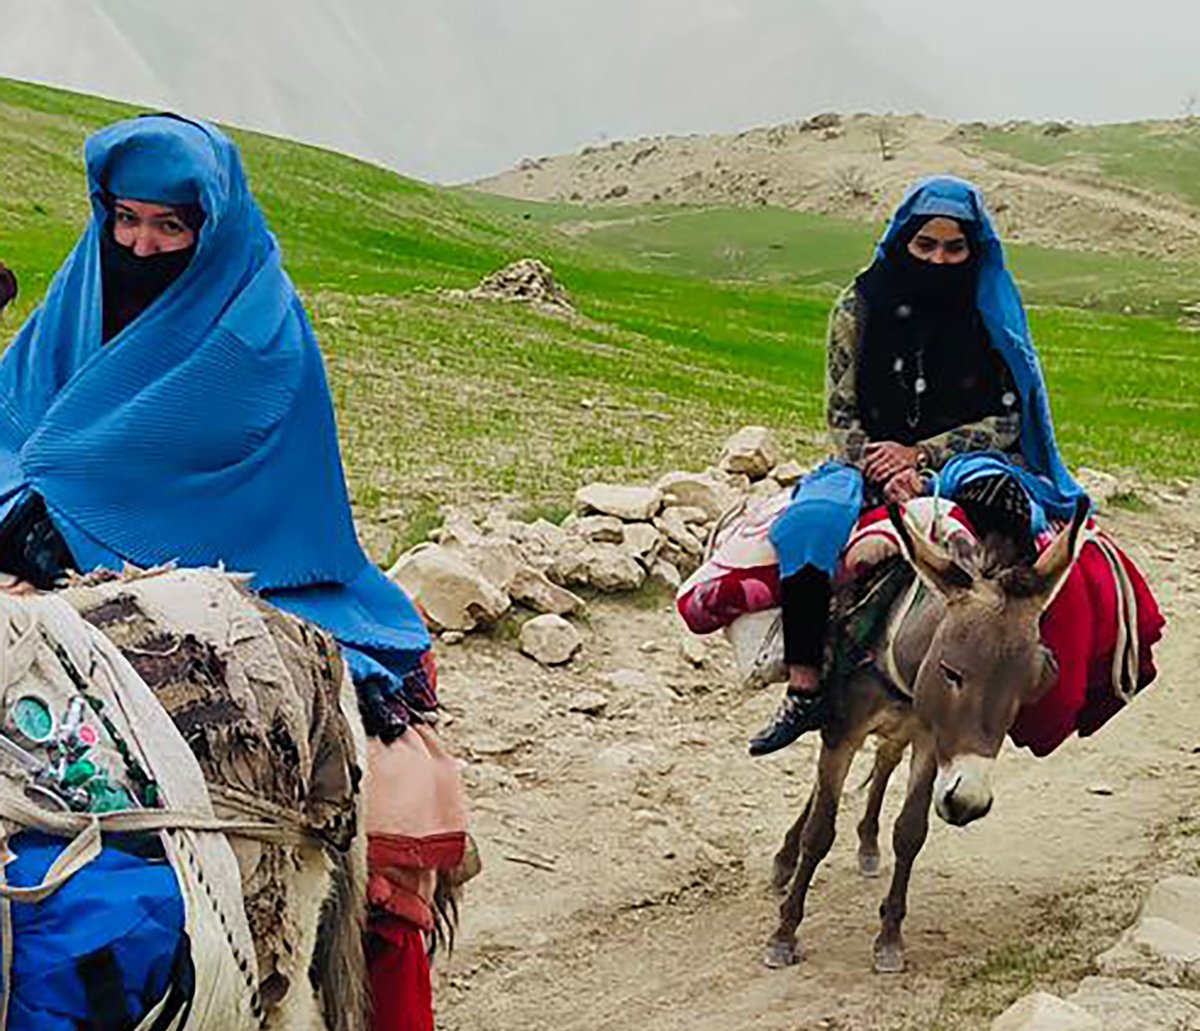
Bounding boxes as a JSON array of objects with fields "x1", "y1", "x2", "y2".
[{"x1": 0, "y1": 0, "x2": 1196, "y2": 183}]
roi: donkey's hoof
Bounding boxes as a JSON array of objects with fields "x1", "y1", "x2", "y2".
[
  {"x1": 872, "y1": 941, "x2": 905, "y2": 974},
  {"x1": 763, "y1": 937, "x2": 799, "y2": 968},
  {"x1": 857, "y1": 850, "x2": 882, "y2": 878}
]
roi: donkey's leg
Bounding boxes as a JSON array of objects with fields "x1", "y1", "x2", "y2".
[
  {"x1": 872, "y1": 742, "x2": 937, "y2": 974},
  {"x1": 764, "y1": 733, "x2": 863, "y2": 968},
  {"x1": 770, "y1": 787, "x2": 814, "y2": 894},
  {"x1": 855, "y1": 738, "x2": 907, "y2": 879}
]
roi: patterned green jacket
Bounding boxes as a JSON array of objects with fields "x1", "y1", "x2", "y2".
[{"x1": 825, "y1": 285, "x2": 1021, "y2": 471}]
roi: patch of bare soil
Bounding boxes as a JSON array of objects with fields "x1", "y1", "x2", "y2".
[
  {"x1": 435, "y1": 489, "x2": 1200, "y2": 1029},
  {"x1": 473, "y1": 114, "x2": 1200, "y2": 259}
]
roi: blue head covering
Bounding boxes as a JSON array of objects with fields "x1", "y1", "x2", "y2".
[
  {"x1": 0, "y1": 114, "x2": 429, "y2": 686},
  {"x1": 878, "y1": 176, "x2": 1087, "y2": 519}
]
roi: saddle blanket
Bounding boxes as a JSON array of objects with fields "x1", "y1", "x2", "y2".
[{"x1": 677, "y1": 497, "x2": 1165, "y2": 757}]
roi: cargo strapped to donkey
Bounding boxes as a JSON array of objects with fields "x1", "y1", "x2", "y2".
[{"x1": 0, "y1": 571, "x2": 362, "y2": 1029}]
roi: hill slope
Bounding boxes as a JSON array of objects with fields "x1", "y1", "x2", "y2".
[
  {"x1": 475, "y1": 113, "x2": 1200, "y2": 260},
  {"x1": 1, "y1": 81, "x2": 1196, "y2": 564}
]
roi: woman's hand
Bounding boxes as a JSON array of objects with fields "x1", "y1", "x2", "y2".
[
  {"x1": 0, "y1": 577, "x2": 36, "y2": 596},
  {"x1": 883, "y1": 468, "x2": 925, "y2": 504},
  {"x1": 864, "y1": 441, "x2": 920, "y2": 483}
]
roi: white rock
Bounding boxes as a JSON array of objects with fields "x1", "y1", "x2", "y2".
[
  {"x1": 573, "y1": 514, "x2": 626, "y2": 543},
  {"x1": 586, "y1": 543, "x2": 647, "y2": 592},
  {"x1": 669, "y1": 505, "x2": 710, "y2": 526},
  {"x1": 654, "y1": 471, "x2": 741, "y2": 521},
  {"x1": 1067, "y1": 976, "x2": 1200, "y2": 1031},
  {"x1": 548, "y1": 542, "x2": 646, "y2": 592},
  {"x1": 446, "y1": 537, "x2": 525, "y2": 592},
  {"x1": 704, "y1": 465, "x2": 753, "y2": 494},
  {"x1": 1097, "y1": 916, "x2": 1200, "y2": 986},
  {"x1": 771, "y1": 461, "x2": 806, "y2": 487},
  {"x1": 435, "y1": 509, "x2": 486, "y2": 548},
  {"x1": 621, "y1": 522, "x2": 664, "y2": 566},
  {"x1": 1143, "y1": 876, "x2": 1200, "y2": 936},
  {"x1": 718, "y1": 426, "x2": 780, "y2": 480},
  {"x1": 991, "y1": 992, "x2": 1099, "y2": 1031},
  {"x1": 659, "y1": 540, "x2": 701, "y2": 577},
  {"x1": 567, "y1": 690, "x2": 609, "y2": 716},
  {"x1": 509, "y1": 565, "x2": 586, "y2": 616},
  {"x1": 575, "y1": 483, "x2": 663, "y2": 521},
  {"x1": 440, "y1": 631, "x2": 466, "y2": 646},
  {"x1": 1095, "y1": 877, "x2": 1200, "y2": 987},
  {"x1": 482, "y1": 509, "x2": 527, "y2": 538},
  {"x1": 515, "y1": 518, "x2": 570, "y2": 569},
  {"x1": 389, "y1": 544, "x2": 510, "y2": 631},
  {"x1": 749, "y1": 477, "x2": 787, "y2": 501},
  {"x1": 648, "y1": 559, "x2": 682, "y2": 590},
  {"x1": 546, "y1": 546, "x2": 592, "y2": 586},
  {"x1": 520, "y1": 614, "x2": 583, "y2": 666},
  {"x1": 679, "y1": 635, "x2": 708, "y2": 668},
  {"x1": 655, "y1": 508, "x2": 705, "y2": 558}
]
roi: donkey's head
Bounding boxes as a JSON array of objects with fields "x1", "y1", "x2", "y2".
[{"x1": 889, "y1": 498, "x2": 1088, "y2": 827}]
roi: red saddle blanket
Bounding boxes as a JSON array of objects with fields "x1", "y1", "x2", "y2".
[{"x1": 678, "y1": 501, "x2": 1165, "y2": 757}]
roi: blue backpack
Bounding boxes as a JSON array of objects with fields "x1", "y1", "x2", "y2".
[{"x1": 2, "y1": 831, "x2": 194, "y2": 1030}]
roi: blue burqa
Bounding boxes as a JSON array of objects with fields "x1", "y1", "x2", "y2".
[
  {"x1": 0, "y1": 115, "x2": 430, "y2": 689},
  {"x1": 881, "y1": 176, "x2": 1086, "y2": 519},
  {"x1": 772, "y1": 176, "x2": 1087, "y2": 576}
]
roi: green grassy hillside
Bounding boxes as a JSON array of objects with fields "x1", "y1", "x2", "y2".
[
  {"x1": 0, "y1": 79, "x2": 1195, "y2": 561},
  {"x1": 968, "y1": 120, "x2": 1200, "y2": 209}
]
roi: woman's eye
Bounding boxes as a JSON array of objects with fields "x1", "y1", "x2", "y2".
[
  {"x1": 115, "y1": 211, "x2": 136, "y2": 224},
  {"x1": 160, "y1": 221, "x2": 184, "y2": 235}
]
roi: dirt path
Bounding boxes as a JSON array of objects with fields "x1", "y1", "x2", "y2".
[{"x1": 435, "y1": 492, "x2": 1200, "y2": 1030}]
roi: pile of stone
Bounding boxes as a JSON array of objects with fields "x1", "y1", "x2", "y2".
[
  {"x1": 992, "y1": 875, "x2": 1200, "y2": 1030},
  {"x1": 388, "y1": 426, "x2": 803, "y2": 667},
  {"x1": 451, "y1": 258, "x2": 575, "y2": 314}
]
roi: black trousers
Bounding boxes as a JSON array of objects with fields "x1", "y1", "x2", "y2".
[{"x1": 780, "y1": 564, "x2": 832, "y2": 671}]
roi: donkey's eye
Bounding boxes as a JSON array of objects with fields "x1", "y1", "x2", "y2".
[{"x1": 940, "y1": 661, "x2": 965, "y2": 689}]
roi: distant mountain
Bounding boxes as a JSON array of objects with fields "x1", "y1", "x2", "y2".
[
  {"x1": 0, "y1": 0, "x2": 927, "y2": 183},
  {"x1": 3, "y1": 0, "x2": 1195, "y2": 185}
]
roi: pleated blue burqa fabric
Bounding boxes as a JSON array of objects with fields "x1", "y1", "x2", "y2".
[{"x1": 0, "y1": 114, "x2": 430, "y2": 688}]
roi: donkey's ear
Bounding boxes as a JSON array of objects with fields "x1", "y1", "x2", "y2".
[
  {"x1": 887, "y1": 503, "x2": 975, "y2": 597},
  {"x1": 1029, "y1": 496, "x2": 1090, "y2": 610}
]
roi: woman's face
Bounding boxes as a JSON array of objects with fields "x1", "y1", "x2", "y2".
[
  {"x1": 906, "y1": 217, "x2": 971, "y2": 265},
  {"x1": 112, "y1": 200, "x2": 196, "y2": 256}
]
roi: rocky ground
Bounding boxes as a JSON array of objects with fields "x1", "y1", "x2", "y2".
[
  {"x1": 406, "y1": 442, "x2": 1200, "y2": 1029},
  {"x1": 993, "y1": 874, "x2": 1200, "y2": 1029}
]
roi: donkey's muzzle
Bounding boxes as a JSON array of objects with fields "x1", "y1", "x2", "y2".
[{"x1": 934, "y1": 756, "x2": 995, "y2": 827}]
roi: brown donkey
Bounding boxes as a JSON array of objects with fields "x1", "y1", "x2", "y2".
[{"x1": 765, "y1": 500, "x2": 1088, "y2": 973}]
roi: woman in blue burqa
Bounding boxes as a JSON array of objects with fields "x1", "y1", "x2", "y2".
[
  {"x1": 0, "y1": 114, "x2": 431, "y2": 738},
  {"x1": 750, "y1": 176, "x2": 1087, "y2": 756}
]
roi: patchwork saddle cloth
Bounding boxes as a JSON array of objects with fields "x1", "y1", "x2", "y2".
[{"x1": 678, "y1": 495, "x2": 1165, "y2": 756}]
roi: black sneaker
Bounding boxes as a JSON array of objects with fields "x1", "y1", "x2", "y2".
[{"x1": 748, "y1": 691, "x2": 828, "y2": 756}]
